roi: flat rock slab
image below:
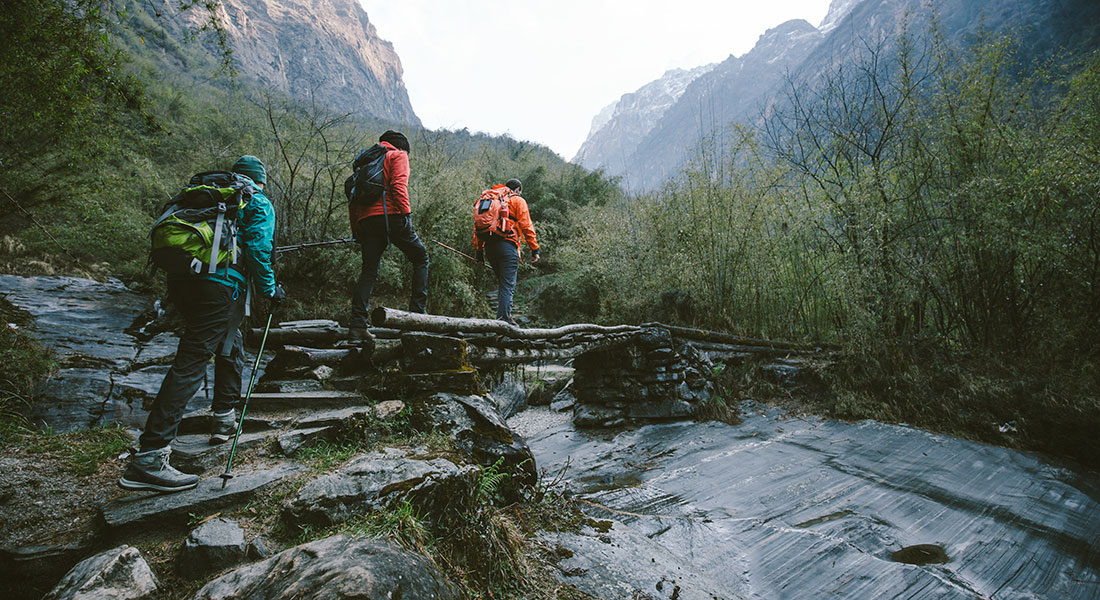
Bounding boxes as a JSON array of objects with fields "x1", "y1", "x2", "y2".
[
  {"x1": 0, "y1": 275, "x2": 148, "y2": 370},
  {"x1": 525, "y1": 401, "x2": 1100, "y2": 600},
  {"x1": 246, "y1": 391, "x2": 366, "y2": 411},
  {"x1": 171, "y1": 432, "x2": 274, "y2": 475},
  {"x1": 541, "y1": 519, "x2": 745, "y2": 600},
  {"x1": 101, "y1": 464, "x2": 305, "y2": 532}
]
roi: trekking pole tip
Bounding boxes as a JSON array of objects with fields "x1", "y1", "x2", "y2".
[{"x1": 219, "y1": 472, "x2": 233, "y2": 489}]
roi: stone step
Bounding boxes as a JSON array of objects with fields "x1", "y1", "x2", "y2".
[
  {"x1": 177, "y1": 411, "x2": 289, "y2": 436},
  {"x1": 101, "y1": 463, "x2": 306, "y2": 532},
  {"x1": 245, "y1": 391, "x2": 368, "y2": 412},
  {"x1": 172, "y1": 432, "x2": 274, "y2": 475}
]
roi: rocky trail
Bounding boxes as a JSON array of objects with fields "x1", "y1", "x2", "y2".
[{"x1": 1, "y1": 274, "x2": 1098, "y2": 600}]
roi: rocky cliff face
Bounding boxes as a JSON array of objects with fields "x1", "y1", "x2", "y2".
[
  {"x1": 162, "y1": 0, "x2": 419, "y2": 125},
  {"x1": 623, "y1": 19, "x2": 822, "y2": 191},
  {"x1": 573, "y1": 64, "x2": 714, "y2": 174},
  {"x1": 574, "y1": 0, "x2": 1100, "y2": 192}
]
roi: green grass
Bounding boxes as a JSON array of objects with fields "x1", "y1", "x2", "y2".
[
  {"x1": 0, "y1": 297, "x2": 54, "y2": 441},
  {"x1": 24, "y1": 424, "x2": 133, "y2": 475}
]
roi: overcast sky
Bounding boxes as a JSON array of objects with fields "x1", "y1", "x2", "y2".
[{"x1": 359, "y1": 1, "x2": 833, "y2": 160}]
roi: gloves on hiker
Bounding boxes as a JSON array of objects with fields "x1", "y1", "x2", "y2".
[
  {"x1": 475, "y1": 250, "x2": 484, "y2": 263},
  {"x1": 268, "y1": 283, "x2": 286, "y2": 309},
  {"x1": 531, "y1": 250, "x2": 541, "y2": 263}
]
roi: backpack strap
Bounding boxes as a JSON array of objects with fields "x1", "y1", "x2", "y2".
[{"x1": 208, "y1": 201, "x2": 227, "y2": 274}]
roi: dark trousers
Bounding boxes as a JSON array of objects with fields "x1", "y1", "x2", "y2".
[
  {"x1": 485, "y1": 238, "x2": 519, "y2": 322},
  {"x1": 350, "y1": 214, "x2": 429, "y2": 328},
  {"x1": 139, "y1": 279, "x2": 245, "y2": 451}
]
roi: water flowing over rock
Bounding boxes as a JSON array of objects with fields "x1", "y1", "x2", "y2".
[
  {"x1": 192, "y1": 535, "x2": 457, "y2": 600},
  {"x1": 525, "y1": 402, "x2": 1100, "y2": 599},
  {"x1": 42, "y1": 545, "x2": 158, "y2": 600}
]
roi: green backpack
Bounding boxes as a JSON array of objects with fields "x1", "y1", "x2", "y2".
[{"x1": 150, "y1": 171, "x2": 254, "y2": 275}]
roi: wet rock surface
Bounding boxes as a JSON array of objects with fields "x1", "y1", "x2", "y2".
[
  {"x1": 525, "y1": 402, "x2": 1100, "y2": 600},
  {"x1": 191, "y1": 535, "x2": 457, "y2": 600},
  {"x1": 0, "y1": 275, "x2": 264, "y2": 433}
]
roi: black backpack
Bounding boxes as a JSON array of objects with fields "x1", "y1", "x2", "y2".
[{"x1": 344, "y1": 144, "x2": 388, "y2": 206}]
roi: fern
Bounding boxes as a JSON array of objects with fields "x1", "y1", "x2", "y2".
[{"x1": 477, "y1": 457, "x2": 509, "y2": 503}]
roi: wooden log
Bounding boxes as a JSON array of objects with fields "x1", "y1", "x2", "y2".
[
  {"x1": 252, "y1": 326, "x2": 341, "y2": 348},
  {"x1": 643, "y1": 322, "x2": 839, "y2": 352},
  {"x1": 372, "y1": 307, "x2": 641, "y2": 340}
]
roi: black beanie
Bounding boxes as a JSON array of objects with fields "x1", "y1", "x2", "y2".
[
  {"x1": 505, "y1": 178, "x2": 522, "y2": 193},
  {"x1": 379, "y1": 130, "x2": 410, "y2": 153}
]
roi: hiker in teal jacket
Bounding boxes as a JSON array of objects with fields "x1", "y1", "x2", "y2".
[{"x1": 120, "y1": 155, "x2": 284, "y2": 493}]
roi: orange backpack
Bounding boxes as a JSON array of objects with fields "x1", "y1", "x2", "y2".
[{"x1": 473, "y1": 187, "x2": 512, "y2": 240}]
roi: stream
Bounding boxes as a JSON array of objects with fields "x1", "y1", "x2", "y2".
[{"x1": 513, "y1": 402, "x2": 1100, "y2": 600}]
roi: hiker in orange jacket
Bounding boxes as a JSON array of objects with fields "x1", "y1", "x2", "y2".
[
  {"x1": 472, "y1": 178, "x2": 539, "y2": 324},
  {"x1": 348, "y1": 130, "x2": 429, "y2": 339}
]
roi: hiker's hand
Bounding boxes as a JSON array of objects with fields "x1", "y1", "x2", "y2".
[
  {"x1": 531, "y1": 250, "x2": 541, "y2": 263},
  {"x1": 268, "y1": 283, "x2": 286, "y2": 310},
  {"x1": 475, "y1": 250, "x2": 484, "y2": 263}
]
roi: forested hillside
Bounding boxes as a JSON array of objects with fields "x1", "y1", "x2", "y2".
[{"x1": 0, "y1": 0, "x2": 620, "y2": 322}]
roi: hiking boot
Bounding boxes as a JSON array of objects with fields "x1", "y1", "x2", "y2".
[
  {"x1": 348, "y1": 327, "x2": 375, "y2": 341},
  {"x1": 118, "y1": 446, "x2": 199, "y2": 493},
  {"x1": 210, "y1": 410, "x2": 238, "y2": 445}
]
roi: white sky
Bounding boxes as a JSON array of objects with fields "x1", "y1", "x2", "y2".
[{"x1": 359, "y1": 1, "x2": 833, "y2": 160}]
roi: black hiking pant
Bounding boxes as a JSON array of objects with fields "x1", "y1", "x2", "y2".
[
  {"x1": 350, "y1": 213, "x2": 429, "y2": 328},
  {"x1": 139, "y1": 278, "x2": 245, "y2": 451}
]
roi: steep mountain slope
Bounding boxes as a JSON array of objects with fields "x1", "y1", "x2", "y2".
[
  {"x1": 138, "y1": 0, "x2": 419, "y2": 125},
  {"x1": 573, "y1": 64, "x2": 714, "y2": 174},
  {"x1": 575, "y1": 0, "x2": 1100, "y2": 192}
]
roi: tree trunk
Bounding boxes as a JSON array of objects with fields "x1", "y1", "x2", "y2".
[{"x1": 372, "y1": 308, "x2": 641, "y2": 340}]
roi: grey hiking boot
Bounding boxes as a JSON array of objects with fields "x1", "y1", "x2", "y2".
[
  {"x1": 210, "y1": 410, "x2": 238, "y2": 444},
  {"x1": 118, "y1": 446, "x2": 199, "y2": 492},
  {"x1": 348, "y1": 327, "x2": 375, "y2": 341}
]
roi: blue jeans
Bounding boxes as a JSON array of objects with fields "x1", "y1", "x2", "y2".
[
  {"x1": 350, "y1": 214, "x2": 429, "y2": 328},
  {"x1": 485, "y1": 238, "x2": 519, "y2": 322},
  {"x1": 140, "y1": 278, "x2": 245, "y2": 450}
]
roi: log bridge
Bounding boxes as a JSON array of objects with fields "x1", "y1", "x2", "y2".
[{"x1": 253, "y1": 308, "x2": 835, "y2": 369}]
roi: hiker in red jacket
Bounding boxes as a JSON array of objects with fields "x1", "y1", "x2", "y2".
[
  {"x1": 348, "y1": 130, "x2": 429, "y2": 339},
  {"x1": 472, "y1": 178, "x2": 539, "y2": 325}
]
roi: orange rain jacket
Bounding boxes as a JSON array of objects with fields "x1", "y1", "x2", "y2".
[
  {"x1": 472, "y1": 184, "x2": 539, "y2": 256},
  {"x1": 348, "y1": 141, "x2": 411, "y2": 231}
]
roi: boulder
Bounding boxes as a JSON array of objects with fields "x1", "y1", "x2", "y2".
[
  {"x1": 43, "y1": 545, "x2": 157, "y2": 600},
  {"x1": 489, "y1": 371, "x2": 527, "y2": 418},
  {"x1": 178, "y1": 518, "x2": 247, "y2": 579},
  {"x1": 192, "y1": 535, "x2": 457, "y2": 600},
  {"x1": 282, "y1": 448, "x2": 477, "y2": 532},
  {"x1": 411, "y1": 393, "x2": 537, "y2": 493}
]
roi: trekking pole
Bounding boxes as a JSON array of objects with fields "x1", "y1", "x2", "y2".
[
  {"x1": 432, "y1": 240, "x2": 482, "y2": 265},
  {"x1": 219, "y1": 311, "x2": 274, "y2": 489},
  {"x1": 274, "y1": 237, "x2": 357, "y2": 254}
]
